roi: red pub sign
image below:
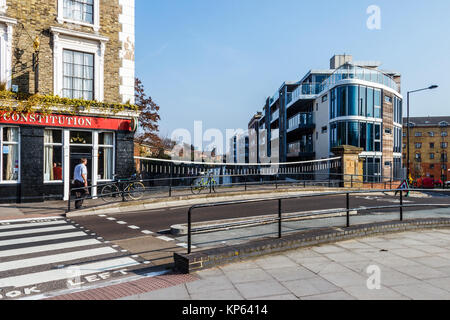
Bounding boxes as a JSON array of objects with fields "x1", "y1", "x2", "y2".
[{"x1": 0, "y1": 112, "x2": 132, "y2": 131}]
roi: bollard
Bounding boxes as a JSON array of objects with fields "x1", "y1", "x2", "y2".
[
  {"x1": 346, "y1": 193, "x2": 350, "y2": 227},
  {"x1": 400, "y1": 190, "x2": 403, "y2": 221},
  {"x1": 278, "y1": 199, "x2": 282, "y2": 239},
  {"x1": 188, "y1": 207, "x2": 192, "y2": 254}
]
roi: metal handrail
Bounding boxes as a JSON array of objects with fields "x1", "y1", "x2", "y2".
[
  {"x1": 66, "y1": 171, "x2": 407, "y2": 212},
  {"x1": 185, "y1": 188, "x2": 450, "y2": 254}
]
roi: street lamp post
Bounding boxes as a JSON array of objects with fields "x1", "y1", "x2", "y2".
[{"x1": 406, "y1": 85, "x2": 439, "y2": 180}]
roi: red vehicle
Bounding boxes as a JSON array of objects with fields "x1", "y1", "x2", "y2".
[{"x1": 419, "y1": 177, "x2": 435, "y2": 189}]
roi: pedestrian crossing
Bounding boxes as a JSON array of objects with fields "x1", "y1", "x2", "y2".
[{"x1": 0, "y1": 217, "x2": 146, "y2": 300}]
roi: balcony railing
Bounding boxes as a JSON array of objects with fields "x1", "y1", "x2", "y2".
[
  {"x1": 271, "y1": 109, "x2": 279, "y2": 122},
  {"x1": 287, "y1": 112, "x2": 314, "y2": 131},
  {"x1": 286, "y1": 64, "x2": 400, "y2": 108},
  {"x1": 288, "y1": 141, "x2": 314, "y2": 154},
  {"x1": 320, "y1": 64, "x2": 400, "y2": 93},
  {"x1": 287, "y1": 83, "x2": 323, "y2": 106}
]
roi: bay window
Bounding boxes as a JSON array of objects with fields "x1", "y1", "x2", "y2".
[{"x1": 1, "y1": 127, "x2": 19, "y2": 182}]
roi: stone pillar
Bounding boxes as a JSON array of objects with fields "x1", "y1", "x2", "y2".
[{"x1": 331, "y1": 145, "x2": 363, "y2": 188}]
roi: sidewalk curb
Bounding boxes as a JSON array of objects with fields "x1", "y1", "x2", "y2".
[{"x1": 66, "y1": 187, "x2": 359, "y2": 218}]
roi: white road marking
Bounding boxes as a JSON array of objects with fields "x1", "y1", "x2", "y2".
[
  {"x1": 141, "y1": 230, "x2": 153, "y2": 235},
  {"x1": 0, "y1": 239, "x2": 101, "y2": 258},
  {"x1": 0, "y1": 247, "x2": 117, "y2": 272},
  {"x1": 0, "y1": 217, "x2": 63, "y2": 224},
  {"x1": 0, "y1": 225, "x2": 76, "y2": 238},
  {"x1": 0, "y1": 220, "x2": 65, "y2": 231},
  {"x1": 156, "y1": 236, "x2": 174, "y2": 242},
  {"x1": 98, "y1": 215, "x2": 107, "y2": 217},
  {"x1": 176, "y1": 243, "x2": 197, "y2": 249},
  {"x1": 0, "y1": 257, "x2": 140, "y2": 288},
  {"x1": 117, "y1": 221, "x2": 127, "y2": 225},
  {"x1": 0, "y1": 232, "x2": 87, "y2": 247},
  {"x1": 128, "y1": 225, "x2": 140, "y2": 230},
  {"x1": 107, "y1": 218, "x2": 116, "y2": 221}
]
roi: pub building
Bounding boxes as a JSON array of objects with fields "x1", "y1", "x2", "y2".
[
  {"x1": 0, "y1": 0, "x2": 137, "y2": 203},
  {"x1": 0, "y1": 110, "x2": 138, "y2": 203}
]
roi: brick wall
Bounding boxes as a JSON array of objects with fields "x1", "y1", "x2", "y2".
[
  {"x1": 403, "y1": 125, "x2": 450, "y2": 180},
  {"x1": 6, "y1": 0, "x2": 127, "y2": 104}
]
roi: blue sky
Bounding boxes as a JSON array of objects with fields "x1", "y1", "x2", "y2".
[{"x1": 136, "y1": 0, "x2": 450, "y2": 138}]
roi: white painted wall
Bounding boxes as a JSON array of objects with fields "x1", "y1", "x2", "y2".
[{"x1": 119, "y1": 0, "x2": 135, "y2": 104}]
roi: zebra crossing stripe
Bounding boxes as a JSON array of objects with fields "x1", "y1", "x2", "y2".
[
  {"x1": 0, "y1": 232, "x2": 86, "y2": 247},
  {"x1": 0, "y1": 217, "x2": 63, "y2": 224},
  {"x1": 0, "y1": 225, "x2": 76, "y2": 238},
  {"x1": 0, "y1": 239, "x2": 101, "y2": 258},
  {"x1": 0, "y1": 220, "x2": 65, "y2": 231},
  {"x1": 0, "y1": 257, "x2": 140, "y2": 288},
  {"x1": 156, "y1": 236, "x2": 174, "y2": 242},
  {"x1": 0, "y1": 247, "x2": 117, "y2": 272}
]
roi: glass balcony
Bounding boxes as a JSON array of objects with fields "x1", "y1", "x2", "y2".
[
  {"x1": 320, "y1": 64, "x2": 400, "y2": 93},
  {"x1": 271, "y1": 109, "x2": 279, "y2": 122},
  {"x1": 269, "y1": 91, "x2": 279, "y2": 106},
  {"x1": 287, "y1": 112, "x2": 314, "y2": 132},
  {"x1": 287, "y1": 141, "x2": 314, "y2": 154},
  {"x1": 288, "y1": 83, "x2": 323, "y2": 106}
]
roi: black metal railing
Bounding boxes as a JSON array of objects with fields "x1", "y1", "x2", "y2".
[
  {"x1": 185, "y1": 188, "x2": 450, "y2": 254},
  {"x1": 66, "y1": 171, "x2": 405, "y2": 212}
]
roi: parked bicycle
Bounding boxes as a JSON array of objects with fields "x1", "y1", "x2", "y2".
[
  {"x1": 101, "y1": 173, "x2": 146, "y2": 202},
  {"x1": 191, "y1": 172, "x2": 217, "y2": 194}
]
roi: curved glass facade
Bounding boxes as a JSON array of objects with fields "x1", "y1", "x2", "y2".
[
  {"x1": 330, "y1": 85, "x2": 382, "y2": 120},
  {"x1": 330, "y1": 120, "x2": 381, "y2": 152},
  {"x1": 320, "y1": 64, "x2": 400, "y2": 93}
]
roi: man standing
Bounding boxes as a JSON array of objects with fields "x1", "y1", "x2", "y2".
[{"x1": 73, "y1": 158, "x2": 89, "y2": 209}]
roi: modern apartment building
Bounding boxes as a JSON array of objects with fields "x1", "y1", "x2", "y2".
[
  {"x1": 403, "y1": 116, "x2": 450, "y2": 182},
  {"x1": 228, "y1": 130, "x2": 249, "y2": 164},
  {"x1": 0, "y1": 0, "x2": 137, "y2": 202},
  {"x1": 248, "y1": 55, "x2": 404, "y2": 181}
]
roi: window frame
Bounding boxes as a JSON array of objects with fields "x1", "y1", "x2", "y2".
[
  {"x1": 0, "y1": 126, "x2": 20, "y2": 184},
  {"x1": 97, "y1": 131, "x2": 115, "y2": 182},
  {"x1": 51, "y1": 27, "x2": 108, "y2": 103},
  {"x1": 44, "y1": 129, "x2": 64, "y2": 183},
  {"x1": 62, "y1": 49, "x2": 95, "y2": 100},
  {"x1": 58, "y1": 0, "x2": 100, "y2": 31}
]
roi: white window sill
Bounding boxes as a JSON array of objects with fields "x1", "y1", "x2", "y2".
[
  {"x1": 57, "y1": 17, "x2": 100, "y2": 32},
  {"x1": 0, "y1": 181, "x2": 20, "y2": 185},
  {"x1": 44, "y1": 181, "x2": 64, "y2": 184}
]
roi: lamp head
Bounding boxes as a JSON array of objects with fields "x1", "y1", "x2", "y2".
[{"x1": 429, "y1": 85, "x2": 439, "y2": 90}]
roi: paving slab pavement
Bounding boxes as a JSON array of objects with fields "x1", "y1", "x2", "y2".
[{"x1": 116, "y1": 228, "x2": 450, "y2": 300}]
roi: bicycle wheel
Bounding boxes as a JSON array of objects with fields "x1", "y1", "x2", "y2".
[
  {"x1": 127, "y1": 182, "x2": 146, "y2": 200},
  {"x1": 101, "y1": 184, "x2": 120, "y2": 202},
  {"x1": 191, "y1": 179, "x2": 204, "y2": 194}
]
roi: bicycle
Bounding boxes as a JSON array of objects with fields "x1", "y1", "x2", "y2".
[
  {"x1": 191, "y1": 172, "x2": 217, "y2": 194},
  {"x1": 101, "y1": 173, "x2": 146, "y2": 202}
]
